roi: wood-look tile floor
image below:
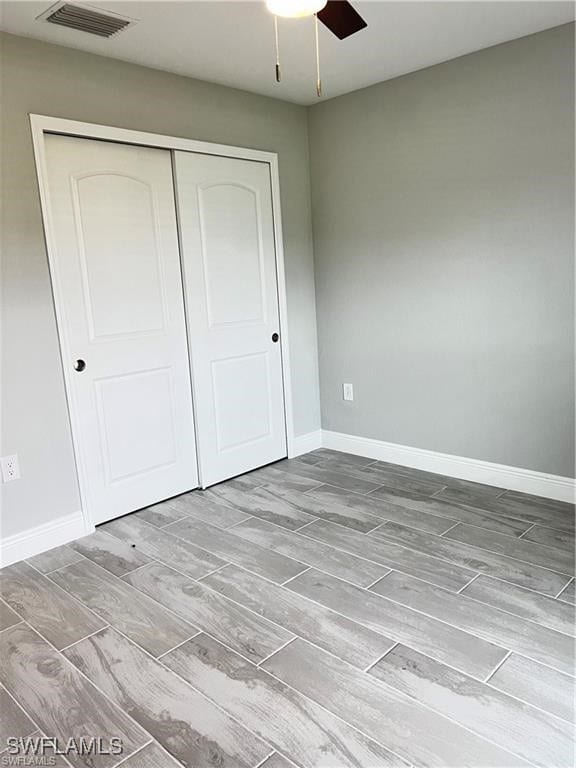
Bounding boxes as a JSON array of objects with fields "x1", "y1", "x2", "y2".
[{"x1": 1, "y1": 448, "x2": 574, "y2": 768}]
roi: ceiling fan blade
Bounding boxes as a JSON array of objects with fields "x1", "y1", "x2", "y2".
[{"x1": 317, "y1": 1, "x2": 367, "y2": 40}]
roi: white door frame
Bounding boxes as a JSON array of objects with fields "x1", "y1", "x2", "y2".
[{"x1": 30, "y1": 114, "x2": 296, "y2": 535}]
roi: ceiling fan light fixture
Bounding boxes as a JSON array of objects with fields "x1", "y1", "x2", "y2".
[{"x1": 266, "y1": 0, "x2": 327, "y2": 19}]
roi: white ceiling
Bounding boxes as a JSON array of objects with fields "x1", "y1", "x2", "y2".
[{"x1": 1, "y1": 0, "x2": 574, "y2": 104}]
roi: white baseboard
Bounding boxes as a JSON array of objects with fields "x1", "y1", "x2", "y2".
[
  {"x1": 289, "y1": 430, "x2": 323, "y2": 458},
  {"x1": 322, "y1": 430, "x2": 575, "y2": 503},
  {"x1": 0, "y1": 511, "x2": 92, "y2": 568},
  {"x1": 2, "y1": 431, "x2": 571, "y2": 569}
]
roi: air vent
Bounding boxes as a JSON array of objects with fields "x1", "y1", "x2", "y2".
[{"x1": 37, "y1": 2, "x2": 135, "y2": 38}]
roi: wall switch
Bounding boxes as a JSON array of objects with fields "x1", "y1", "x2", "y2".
[
  {"x1": 342, "y1": 383, "x2": 354, "y2": 402},
  {"x1": 1, "y1": 455, "x2": 20, "y2": 482}
]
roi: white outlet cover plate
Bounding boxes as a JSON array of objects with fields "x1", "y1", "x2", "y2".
[{"x1": 1, "y1": 455, "x2": 20, "y2": 482}]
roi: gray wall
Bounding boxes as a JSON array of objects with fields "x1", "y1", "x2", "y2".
[
  {"x1": 308, "y1": 24, "x2": 575, "y2": 477},
  {"x1": 0, "y1": 32, "x2": 320, "y2": 538}
]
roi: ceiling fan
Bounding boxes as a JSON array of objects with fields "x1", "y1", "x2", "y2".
[
  {"x1": 265, "y1": 0, "x2": 368, "y2": 96},
  {"x1": 267, "y1": 0, "x2": 367, "y2": 40}
]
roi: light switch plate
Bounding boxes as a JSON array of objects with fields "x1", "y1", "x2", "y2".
[{"x1": 343, "y1": 383, "x2": 354, "y2": 402}]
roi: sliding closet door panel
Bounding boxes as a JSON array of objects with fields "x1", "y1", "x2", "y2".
[
  {"x1": 45, "y1": 135, "x2": 198, "y2": 524},
  {"x1": 174, "y1": 152, "x2": 287, "y2": 487}
]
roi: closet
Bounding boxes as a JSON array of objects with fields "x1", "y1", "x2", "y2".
[{"x1": 41, "y1": 130, "x2": 287, "y2": 526}]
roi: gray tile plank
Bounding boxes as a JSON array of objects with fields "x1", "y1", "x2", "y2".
[
  {"x1": 68, "y1": 529, "x2": 152, "y2": 577},
  {"x1": 305, "y1": 484, "x2": 453, "y2": 534},
  {"x1": 433, "y1": 478, "x2": 506, "y2": 497},
  {"x1": 180, "y1": 506, "x2": 255, "y2": 530},
  {"x1": 116, "y1": 742, "x2": 182, "y2": 768},
  {"x1": 370, "y1": 485, "x2": 444, "y2": 504},
  {"x1": 26, "y1": 544, "x2": 84, "y2": 574},
  {"x1": 258, "y1": 483, "x2": 384, "y2": 533},
  {"x1": 248, "y1": 465, "x2": 326, "y2": 492},
  {"x1": 444, "y1": 523, "x2": 574, "y2": 575},
  {"x1": 258, "y1": 753, "x2": 296, "y2": 768},
  {"x1": 461, "y1": 574, "x2": 575, "y2": 636},
  {"x1": 124, "y1": 562, "x2": 292, "y2": 663},
  {"x1": 316, "y1": 459, "x2": 447, "y2": 496},
  {"x1": 293, "y1": 453, "x2": 326, "y2": 466},
  {"x1": 310, "y1": 448, "x2": 377, "y2": 468},
  {"x1": 309, "y1": 457, "x2": 443, "y2": 494},
  {"x1": 165, "y1": 491, "x2": 252, "y2": 528},
  {"x1": 163, "y1": 633, "x2": 405, "y2": 768},
  {"x1": 489, "y1": 654, "x2": 575, "y2": 724},
  {"x1": 438, "y1": 490, "x2": 575, "y2": 532},
  {"x1": 0, "y1": 624, "x2": 147, "y2": 768},
  {"x1": 0, "y1": 599, "x2": 22, "y2": 631},
  {"x1": 368, "y1": 644, "x2": 572, "y2": 767},
  {"x1": 219, "y1": 475, "x2": 266, "y2": 492},
  {"x1": 207, "y1": 485, "x2": 316, "y2": 531},
  {"x1": 373, "y1": 462, "x2": 506, "y2": 497},
  {"x1": 50, "y1": 559, "x2": 196, "y2": 657},
  {"x1": 232, "y1": 517, "x2": 388, "y2": 587},
  {"x1": 369, "y1": 487, "x2": 532, "y2": 536},
  {"x1": 101, "y1": 514, "x2": 227, "y2": 579},
  {"x1": 299, "y1": 518, "x2": 476, "y2": 591},
  {"x1": 370, "y1": 570, "x2": 575, "y2": 676},
  {"x1": 557, "y1": 579, "x2": 575, "y2": 604},
  {"x1": 287, "y1": 569, "x2": 506, "y2": 678},
  {"x1": 164, "y1": 517, "x2": 307, "y2": 584},
  {"x1": 262, "y1": 638, "x2": 529, "y2": 768},
  {"x1": 522, "y1": 524, "x2": 575, "y2": 554},
  {"x1": 366, "y1": 461, "x2": 446, "y2": 486},
  {"x1": 370, "y1": 460, "x2": 446, "y2": 483},
  {"x1": 272, "y1": 458, "x2": 382, "y2": 494},
  {"x1": 373, "y1": 521, "x2": 571, "y2": 596},
  {"x1": 134, "y1": 503, "x2": 189, "y2": 528},
  {"x1": 64, "y1": 627, "x2": 271, "y2": 768},
  {"x1": 0, "y1": 684, "x2": 36, "y2": 752},
  {"x1": 0, "y1": 561, "x2": 105, "y2": 650},
  {"x1": 201, "y1": 564, "x2": 395, "y2": 668},
  {"x1": 501, "y1": 490, "x2": 574, "y2": 516},
  {"x1": 432, "y1": 486, "x2": 509, "y2": 508}
]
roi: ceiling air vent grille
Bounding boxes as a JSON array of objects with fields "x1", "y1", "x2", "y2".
[{"x1": 39, "y1": 2, "x2": 135, "y2": 38}]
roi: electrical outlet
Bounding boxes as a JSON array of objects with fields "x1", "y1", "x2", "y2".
[
  {"x1": 1, "y1": 455, "x2": 20, "y2": 482},
  {"x1": 342, "y1": 383, "x2": 354, "y2": 402}
]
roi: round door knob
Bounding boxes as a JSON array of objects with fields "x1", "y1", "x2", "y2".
[
  {"x1": 74, "y1": 359, "x2": 86, "y2": 372},
  {"x1": 271, "y1": 333, "x2": 279, "y2": 343}
]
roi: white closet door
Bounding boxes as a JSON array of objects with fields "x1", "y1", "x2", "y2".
[
  {"x1": 174, "y1": 152, "x2": 287, "y2": 487},
  {"x1": 44, "y1": 135, "x2": 198, "y2": 524}
]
